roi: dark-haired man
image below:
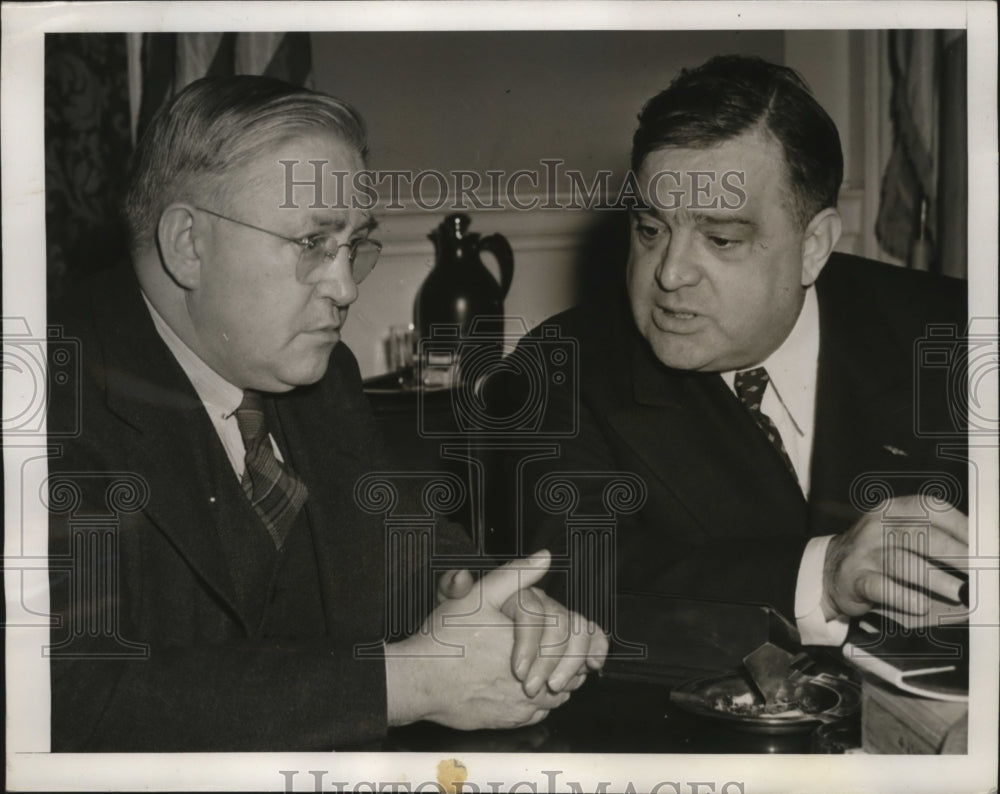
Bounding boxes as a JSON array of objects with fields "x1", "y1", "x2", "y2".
[
  {"x1": 47, "y1": 75, "x2": 606, "y2": 751},
  {"x1": 519, "y1": 55, "x2": 969, "y2": 646}
]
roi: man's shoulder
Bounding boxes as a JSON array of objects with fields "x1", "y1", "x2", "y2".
[
  {"x1": 516, "y1": 298, "x2": 641, "y2": 410},
  {"x1": 49, "y1": 268, "x2": 110, "y2": 339},
  {"x1": 49, "y1": 265, "x2": 150, "y2": 365},
  {"x1": 48, "y1": 267, "x2": 129, "y2": 397},
  {"x1": 819, "y1": 253, "x2": 967, "y2": 320},
  {"x1": 523, "y1": 305, "x2": 585, "y2": 341},
  {"x1": 523, "y1": 295, "x2": 634, "y2": 355},
  {"x1": 814, "y1": 254, "x2": 969, "y2": 409}
]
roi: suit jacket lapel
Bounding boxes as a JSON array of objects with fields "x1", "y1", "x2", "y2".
[
  {"x1": 96, "y1": 269, "x2": 248, "y2": 627},
  {"x1": 609, "y1": 328, "x2": 808, "y2": 541}
]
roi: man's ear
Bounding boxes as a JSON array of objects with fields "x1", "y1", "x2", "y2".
[
  {"x1": 800, "y1": 207, "x2": 842, "y2": 287},
  {"x1": 157, "y1": 204, "x2": 203, "y2": 290}
]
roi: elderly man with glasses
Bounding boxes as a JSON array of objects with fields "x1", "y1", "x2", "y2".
[{"x1": 47, "y1": 75, "x2": 606, "y2": 752}]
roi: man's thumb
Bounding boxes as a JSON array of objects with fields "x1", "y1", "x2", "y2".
[{"x1": 480, "y1": 549, "x2": 551, "y2": 609}]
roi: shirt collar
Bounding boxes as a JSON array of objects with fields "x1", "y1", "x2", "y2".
[
  {"x1": 141, "y1": 293, "x2": 244, "y2": 419},
  {"x1": 721, "y1": 286, "x2": 820, "y2": 438}
]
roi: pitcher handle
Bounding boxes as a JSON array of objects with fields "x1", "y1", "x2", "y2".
[{"x1": 478, "y1": 233, "x2": 515, "y2": 300}]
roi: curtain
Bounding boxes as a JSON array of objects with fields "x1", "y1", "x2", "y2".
[
  {"x1": 130, "y1": 32, "x2": 313, "y2": 142},
  {"x1": 44, "y1": 34, "x2": 132, "y2": 302},
  {"x1": 44, "y1": 33, "x2": 314, "y2": 298},
  {"x1": 875, "y1": 30, "x2": 968, "y2": 278}
]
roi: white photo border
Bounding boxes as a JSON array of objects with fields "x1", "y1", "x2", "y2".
[{"x1": 3, "y1": 2, "x2": 997, "y2": 792}]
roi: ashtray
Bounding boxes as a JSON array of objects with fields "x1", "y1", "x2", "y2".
[{"x1": 670, "y1": 672, "x2": 860, "y2": 734}]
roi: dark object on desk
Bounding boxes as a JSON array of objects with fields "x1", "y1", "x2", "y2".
[
  {"x1": 602, "y1": 591, "x2": 800, "y2": 686},
  {"x1": 415, "y1": 213, "x2": 514, "y2": 341},
  {"x1": 362, "y1": 377, "x2": 530, "y2": 556},
  {"x1": 363, "y1": 378, "x2": 457, "y2": 470},
  {"x1": 363, "y1": 381, "x2": 475, "y2": 535}
]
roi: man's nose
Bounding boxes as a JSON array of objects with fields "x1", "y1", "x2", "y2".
[
  {"x1": 307, "y1": 249, "x2": 359, "y2": 306},
  {"x1": 655, "y1": 231, "x2": 702, "y2": 290}
]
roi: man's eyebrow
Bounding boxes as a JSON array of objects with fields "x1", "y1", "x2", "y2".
[
  {"x1": 306, "y1": 214, "x2": 347, "y2": 232},
  {"x1": 631, "y1": 209, "x2": 756, "y2": 230},
  {"x1": 306, "y1": 214, "x2": 379, "y2": 234},
  {"x1": 692, "y1": 213, "x2": 756, "y2": 227}
]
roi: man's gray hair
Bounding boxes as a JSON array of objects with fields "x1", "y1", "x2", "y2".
[{"x1": 124, "y1": 75, "x2": 368, "y2": 251}]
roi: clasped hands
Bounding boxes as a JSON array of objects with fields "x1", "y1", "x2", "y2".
[
  {"x1": 822, "y1": 495, "x2": 969, "y2": 627},
  {"x1": 385, "y1": 549, "x2": 608, "y2": 731}
]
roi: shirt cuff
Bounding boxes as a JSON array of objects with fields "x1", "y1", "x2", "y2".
[{"x1": 795, "y1": 535, "x2": 850, "y2": 646}]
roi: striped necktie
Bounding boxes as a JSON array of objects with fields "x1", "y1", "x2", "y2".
[
  {"x1": 733, "y1": 367, "x2": 797, "y2": 480},
  {"x1": 234, "y1": 390, "x2": 308, "y2": 549}
]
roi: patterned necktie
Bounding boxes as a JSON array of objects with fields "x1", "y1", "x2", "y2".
[
  {"x1": 234, "y1": 390, "x2": 308, "y2": 549},
  {"x1": 733, "y1": 367, "x2": 797, "y2": 480}
]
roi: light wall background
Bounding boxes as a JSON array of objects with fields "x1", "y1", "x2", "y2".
[{"x1": 312, "y1": 31, "x2": 879, "y2": 378}]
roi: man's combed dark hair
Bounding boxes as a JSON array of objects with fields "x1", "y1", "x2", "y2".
[
  {"x1": 632, "y1": 54, "x2": 843, "y2": 227},
  {"x1": 125, "y1": 75, "x2": 369, "y2": 252}
]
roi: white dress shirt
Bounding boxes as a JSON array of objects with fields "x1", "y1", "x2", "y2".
[
  {"x1": 143, "y1": 295, "x2": 282, "y2": 480},
  {"x1": 720, "y1": 288, "x2": 849, "y2": 645}
]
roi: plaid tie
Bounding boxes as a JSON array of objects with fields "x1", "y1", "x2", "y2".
[
  {"x1": 234, "y1": 390, "x2": 308, "y2": 549},
  {"x1": 733, "y1": 367, "x2": 797, "y2": 480}
]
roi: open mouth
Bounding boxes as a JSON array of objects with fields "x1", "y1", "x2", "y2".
[
  {"x1": 650, "y1": 306, "x2": 706, "y2": 336},
  {"x1": 660, "y1": 308, "x2": 698, "y2": 320}
]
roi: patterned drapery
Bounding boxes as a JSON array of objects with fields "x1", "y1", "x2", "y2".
[{"x1": 45, "y1": 34, "x2": 133, "y2": 302}]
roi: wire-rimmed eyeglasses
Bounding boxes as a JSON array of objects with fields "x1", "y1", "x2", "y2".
[{"x1": 194, "y1": 206, "x2": 382, "y2": 284}]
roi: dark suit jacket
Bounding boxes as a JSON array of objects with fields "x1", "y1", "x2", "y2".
[
  {"x1": 47, "y1": 266, "x2": 458, "y2": 751},
  {"x1": 517, "y1": 253, "x2": 968, "y2": 622}
]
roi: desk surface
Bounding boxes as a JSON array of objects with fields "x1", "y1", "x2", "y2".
[{"x1": 385, "y1": 675, "x2": 858, "y2": 754}]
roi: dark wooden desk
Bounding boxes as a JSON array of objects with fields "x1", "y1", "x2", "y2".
[
  {"x1": 364, "y1": 379, "x2": 518, "y2": 555},
  {"x1": 364, "y1": 382, "x2": 476, "y2": 534},
  {"x1": 385, "y1": 674, "x2": 859, "y2": 754},
  {"x1": 384, "y1": 591, "x2": 859, "y2": 755}
]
